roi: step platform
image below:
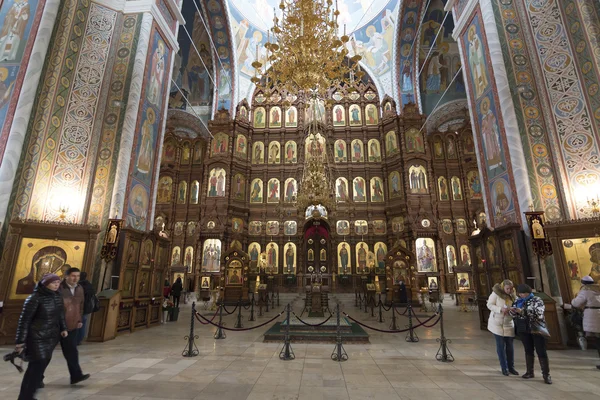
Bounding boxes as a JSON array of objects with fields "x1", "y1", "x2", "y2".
[{"x1": 263, "y1": 315, "x2": 370, "y2": 343}]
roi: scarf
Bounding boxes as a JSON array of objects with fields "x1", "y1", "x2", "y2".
[{"x1": 515, "y1": 293, "x2": 533, "y2": 309}]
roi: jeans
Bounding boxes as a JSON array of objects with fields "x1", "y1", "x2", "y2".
[
  {"x1": 18, "y1": 358, "x2": 51, "y2": 400},
  {"x1": 60, "y1": 329, "x2": 84, "y2": 380},
  {"x1": 494, "y1": 334, "x2": 515, "y2": 371},
  {"x1": 519, "y1": 332, "x2": 547, "y2": 358},
  {"x1": 77, "y1": 314, "x2": 89, "y2": 345}
]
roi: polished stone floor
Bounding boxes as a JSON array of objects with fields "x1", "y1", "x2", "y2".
[{"x1": 1, "y1": 293, "x2": 599, "y2": 400}]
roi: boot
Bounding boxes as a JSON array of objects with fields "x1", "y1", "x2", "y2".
[
  {"x1": 596, "y1": 347, "x2": 600, "y2": 370},
  {"x1": 522, "y1": 355, "x2": 535, "y2": 379},
  {"x1": 539, "y1": 357, "x2": 552, "y2": 384}
]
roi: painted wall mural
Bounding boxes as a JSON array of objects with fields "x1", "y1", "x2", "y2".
[
  {"x1": 396, "y1": 0, "x2": 423, "y2": 106},
  {"x1": 12, "y1": 2, "x2": 118, "y2": 222},
  {"x1": 0, "y1": 0, "x2": 45, "y2": 165},
  {"x1": 126, "y1": 26, "x2": 172, "y2": 230},
  {"x1": 460, "y1": 6, "x2": 519, "y2": 225}
]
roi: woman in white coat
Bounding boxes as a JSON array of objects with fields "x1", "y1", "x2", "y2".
[
  {"x1": 571, "y1": 275, "x2": 600, "y2": 369},
  {"x1": 487, "y1": 279, "x2": 518, "y2": 376}
]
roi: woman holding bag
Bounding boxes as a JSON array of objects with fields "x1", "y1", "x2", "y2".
[
  {"x1": 511, "y1": 284, "x2": 552, "y2": 384},
  {"x1": 486, "y1": 279, "x2": 518, "y2": 376}
]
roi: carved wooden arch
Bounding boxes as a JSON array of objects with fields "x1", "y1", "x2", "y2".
[
  {"x1": 385, "y1": 241, "x2": 417, "y2": 304},
  {"x1": 221, "y1": 246, "x2": 250, "y2": 302}
]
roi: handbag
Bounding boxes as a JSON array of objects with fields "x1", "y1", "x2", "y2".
[{"x1": 523, "y1": 301, "x2": 551, "y2": 338}]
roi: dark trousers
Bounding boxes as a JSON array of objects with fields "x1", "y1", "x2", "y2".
[
  {"x1": 519, "y1": 332, "x2": 548, "y2": 358},
  {"x1": 18, "y1": 358, "x2": 51, "y2": 400},
  {"x1": 61, "y1": 329, "x2": 83, "y2": 380},
  {"x1": 493, "y1": 334, "x2": 515, "y2": 370},
  {"x1": 77, "y1": 314, "x2": 89, "y2": 345},
  {"x1": 173, "y1": 295, "x2": 180, "y2": 308}
]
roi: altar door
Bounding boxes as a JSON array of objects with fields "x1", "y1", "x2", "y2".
[{"x1": 304, "y1": 224, "x2": 330, "y2": 275}]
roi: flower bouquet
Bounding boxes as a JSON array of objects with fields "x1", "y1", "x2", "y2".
[{"x1": 162, "y1": 299, "x2": 174, "y2": 323}]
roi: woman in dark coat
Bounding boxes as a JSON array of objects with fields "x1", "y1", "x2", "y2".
[
  {"x1": 15, "y1": 274, "x2": 68, "y2": 400},
  {"x1": 171, "y1": 277, "x2": 183, "y2": 308}
]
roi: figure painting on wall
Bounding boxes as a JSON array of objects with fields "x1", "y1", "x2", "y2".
[
  {"x1": 233, "y1": 173, "x2": 245, "y2": 200},
  {"x1": 157, "y1": 176, "x2": 172, "y2": 204},
  {"x1": 285, "y1": 140, "x2": 297, "y2": 163},
  {"x1": 207, "y1": 168, "x2": 226, "y2": 197},
  {"x1": 386, "y1": 131, "x2": 398, "y2": 155},
  {"x1": 266, "y1": 221, "x2": 279, "y2": 236},
  {"x1": 451, "y1": 176, "x2": 463, "y2": 200},
  {"x1": 333, "y1": 105, "x2": 346, "y2": 126},
  {"x1": 438, "y1": 176, "x2": 449, "y2": 200},
  {"x1": 266, "y1": 243, "x2": 278, "y2": 273},
  {"x1": 492, "y1": 179, "x2": 511, "y2": 213},
  {"x1": 305, "y1": 133, "x2": 325, "y2": 159},
  {"x1": 353, "y1": 177, "x2": 366, "y2": 202},
  {"x1": 305, "y1": 98, "x2": 326, "y2": 124},
  {"x1": 249, "y1": 221, "x2": 262, "y2": 235},
  {"x1": 467, "y1": 170, "x2": 482, "y2": 199},
  {"x1": 284, "y1": 221, "x2": 297, "y2": 235},
  {"x1": 401, "y1": 59, "x2": 412, "y2": 92},
  {"x1": 368, "y1": 139, "x2": 381, "y2": 162},
  {"x1": 338, "y1": 242, "x2": 351, "y2": 275},
  {"x1": 406, "y1": 128, "x2": 424, "y2": 153},
  {"x1": 190, "y1": 181, "x2": 199, "y2": 204},
  {"x1": 177, "y1": 181, "x2": 187, "y2": 204},
  {"x1": 267, "y1": 178, "x2": 280, "y2": 203},
  {"x1": 181, "y1": 143, "x2": 191, "y2": 164},
  {"x1": 365, "y1": 104, "x2": 378, "y2": 125},
  {"x1": 0, "y1": 0, "x2": 32, "y2": 62},
  {"x1": 389, "y1": 171, "x2": 401, "y2": 198},
  {"x1": 136, "y1": 108, "x2": 155, "y2": 175},
  {"x1": 228, "y1": 268, "x2": 241, "y2": 284},
  {"x1": 147, "y1": 40, "x2": 166, "y2": 105},
  {"x1": 503, "y1": 239, "x2": 516, "y2": 265},
  {"x1": 354, "y1": 220, "x2": 368, "y2": 235},
  {"x1": 457, "y1": 273, "x2": 470, "y2": 290},
  {"x1": 252, "y1": 142, "x2": 264, "y2": 164},
  {"x1": 285, "y1": 106, "x2": 297, "y2": 127},
  {"x1": 249, "y1": 243, "x2": 260, "y2": 263},
  {"x1": 187, "y1": 221, "x2": 197, "y2": 236},
  {"x1": 201, "y1": 239, "x2": 221, "y2": 272},
  {"x1": 409, "y1": 165, "x2": 428, "y2": 193},
  {"x1": 456, "y1": 219, "x2": 468, "y2": 234},
  {"x1": 254, "y1": 106, "x2": 266, "y2": 128},
  {"x1": 211, "y1": 132, "x2": 228, "y2": 156},
  {"x1": 375, "y1": 242, "x2": 387, "y2": 272},
  {"x1": 446, "y1": 245, "x2": 457, "y2": 273},
  {"x1": 284, "y1": 178, "x2": 296, "y2": 203},
  {"x1": 356, "y1": 242, "x2": 368, "y2": 274},
  {"x1": 433, "y1": 139, "x2": 444, "y2": 159},
  {"x1": 349, "y1": 104, "x2": 361, "y2": 125},
  {"x1": 171, "y1": 246, "x2": 181, "y2": 265},
  {"x1": 284, "y1": 243, "x2": 296, "y2": 274},
  {"x1": 336, "y1": 177, "x2": 349, "y2": 202},
  {"x1": 268, "y1": 141, "x2": 280, "y2": 164},
  {"x1": 232, "y1": 218, "x2": 243, "y2": 233},
  {"x1": 370, "y1": 177, "x2": 384, "y2": 202},
  {"x1": 351, "y1": 139, "x2": 364, "y2": 162},
  {"x1": 235, "y1": 134, "x2": 247, "y2": 158},
  {"x1": 463, "y1": 135, "x2": 475, "y2": 154},
  {"x1": 336, "y1": 220, "x2": 350, "y2": 236},
  {"x1": 335, "y1": 140, "x2": 347, "y2": 162},
  {"x1": 320, "y1": 248, "x2": 326, "y2": 262},
  {"x1": 269, "y1": 106, "x2": 282, "y2": 128},
  {"x1": 447, "y1": 137, "x2": 457, "y2": 158},
  {"x1": 392, "y1": 216, "x2": 404, "y2": 233},
  {"x1": 193, "y1": 141, "x2": 203, "y2": 164},
  {"x1": 416, "y1": 238, "x2": 436, "y2": 272},
  {"x1": 162, "y1": 140, "x2": 176, "y2": 163},
  {"x1": 184, "y1": 246, "x2": 194, "y2": 272},
  {"x1": 480, "y1": 96, "x2": 504, "y2": 173},
  {"x1": 467, "y1": 23, "x2": 489, "y2": 99},
  {"x1": 460, "y1": 245, "x2": 471, "y2": 266},
  {"x1": 250, "y1": 178, "x2": 263, "y2": 203}
]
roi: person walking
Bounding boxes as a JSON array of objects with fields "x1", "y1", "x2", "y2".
[
  {"x1": 487, "y1": 279, "x2": 518, "y2": 376},
  {"x1": 59, "y1": 266, "x2": 90, "y2": 385},
  {"x1": 15, "y1": 274, "x2": 68, "y2": 400},
  {"x1": 171, "y1": 277, "x2": 183, "y2": 308},
  {"x1": 77, "y1": 271, "x2": 96, "y2": 345},
  {"x1": 511, "y1": 284, "x2": 552, "y2": 384},
  {"x1": 571, "y1": 275, "x2": 600, "y2": 369}
]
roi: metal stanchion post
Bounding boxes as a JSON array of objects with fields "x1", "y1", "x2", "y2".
[
  {"x1": 266, "y1": 293, "x2": 270, "y2": 312},
  {"x1": 436, "y1": 304, "x2": 454, "y2": 362},
  {"x1": 182, "y1": 302, "x2": 199, "y2": 357},
  {"x1": 405, "y1": 300, "x2": 419, "y2": 342},
  {"x1": 277, "y1": 289, "x2": 280, "y2": 306},
  {"x1": 279, "y1": 303, "x2": 295, "y2": 360},
  {"x1": 234, "y1": 298, "x2": 244, "y2": 329},
  {"x1": 355, "y1": 290, "x2": 358, "y2": 307},
  {"x1": 389, "y1": 302, "x2": 398, "y2": 331},
  {"x1": 378, "y1": 294, "x2": 384, "y2": 323},
  {"x1": 214, "y1": 301, "x2": 226, "y2": 339},
  {"x1": 331, "y1": 303, "x2": 348, "y2": 362},
  {"x1": 370, "y1": 297, "x2": 375, "y2": 318},
  {"x1": 249, "y1": 293, "x2": 256, "y2": 321}
]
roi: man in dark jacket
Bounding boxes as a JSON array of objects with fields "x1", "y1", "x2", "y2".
[
  {"x1": 77, "y1": 271, "x2": 95, "y2": 345},
  {"x1": 15, "y1": 274, "x2": 68, "y2": 400},
  {"x1": 59, "y1": 266, "x2": 90, "y2": 384},
  {"x1": 171, "y1": 277, "x2": 183, "y2": 307}
]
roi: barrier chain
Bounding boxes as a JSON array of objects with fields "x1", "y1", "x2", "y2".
[
  {"x1": 292, "y1": 312, "x2": 332, "y2": 327},
  {"x1": 279, "y1": 303, "x2": 295, "y2": 360},
  {"x1": 331, "y1": 303, "x2": 348, "y2": 362},
  {"x1": 182, "y1": 302, "x2": 199, "y2": 357}
]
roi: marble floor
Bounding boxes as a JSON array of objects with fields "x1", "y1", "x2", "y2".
[{"x1": 1, "y1": 294, "x2": 599, "y2": 400}]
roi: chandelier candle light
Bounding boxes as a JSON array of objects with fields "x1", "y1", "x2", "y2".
[{"x1": 251, "y1": 0, "x2": 363, "y2": 95}]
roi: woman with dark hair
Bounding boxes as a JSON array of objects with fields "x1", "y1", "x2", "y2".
[
  {"x1": 571, "y1": 275, "x2": 600, "y2": 369},
  {"x1": 511, "y1": 284, "x2": 552, "y2": 384},
  {"x1": 171, "y1": 277, "x2": 183, "y2": 308},
  {"x1": 15, "y1": 274, "x2": 68, "y2": 400}
]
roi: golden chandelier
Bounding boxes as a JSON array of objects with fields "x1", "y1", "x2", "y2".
[{"x1": 251, "y1": 0, "x2": 363, "y2": 95}]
